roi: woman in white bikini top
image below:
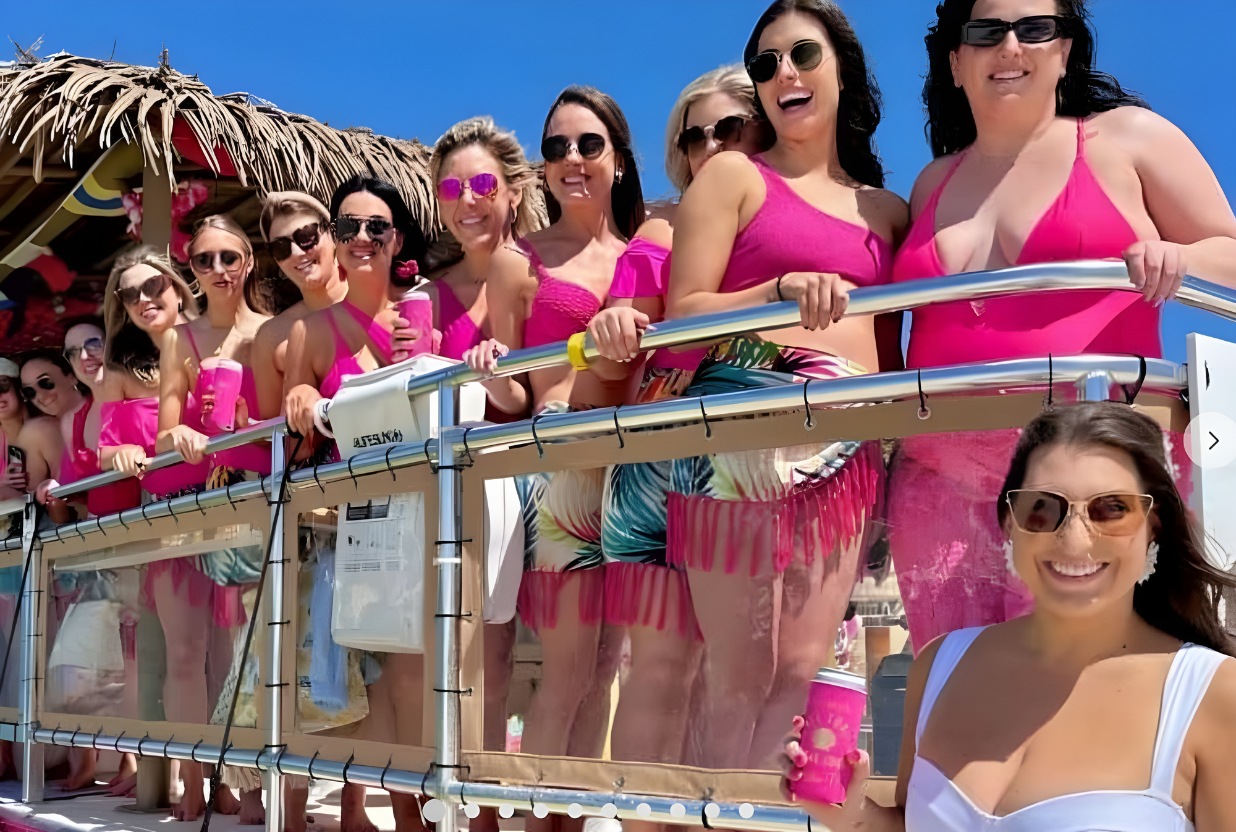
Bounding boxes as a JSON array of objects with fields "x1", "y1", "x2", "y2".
[{"x1": 783, "y1": 401, "x2": 1236, "y2": 831}]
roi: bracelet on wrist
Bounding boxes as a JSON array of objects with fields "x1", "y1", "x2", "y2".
[{"x1": 776, "y1": 275, "x2": 786, "y2": 302}]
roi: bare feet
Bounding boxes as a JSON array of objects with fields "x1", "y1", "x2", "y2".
[
  {"x1": 172, "y1": 763, "x2": 206, "y2": 822},
  {"x1": 107, "y1": 772, "x2": 137, "y2": 798},
  {"x1": 391, "y1": 792, "x2": 431, "y2": 832},
  {"x1": 340, "y1": 783, "x2": 378, "y2": 832},
  {"x1": 215, "y1": 785, "x2": 242, "y2": 815},
  {"x1": 108, "y1": 752, "x2": 138, "y2": 785},
  {"x1": 62, "y1": 748, "x2": 99, "y2": 791},
  {"x1": 283, "y1": 782, "x2": 310, "y2": 832},
  {"x1": 238, "y1": 788, "x2": 265, "y2": 824}
]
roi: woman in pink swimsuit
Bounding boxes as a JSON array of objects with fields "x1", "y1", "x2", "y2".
[
  {"x1": 424, "y1": 115, "x2": 542, "y2": 832},
  {"x1": 155, "y1": 215, "x2": 273, "y2": 822},
  {"x1": 888, "y1": 0, "x2": 1236, "y2": 653},
  {"x1": 462, "y1": 86, "x2": 645, "y2": 784},
  {"x1": 664, "y1": 0, "x2": 907, "y2": 769},
  {"x1": 284, "y1": 175, "x2": 431, "y2": 832},
  {"x1": 586, "y1": 66, "x2": 769, "y2": 774}
]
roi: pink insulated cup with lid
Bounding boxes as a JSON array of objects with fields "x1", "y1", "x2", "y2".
[
  {"x1": 395, "y1": 290, "x2": 434, "y2": 358},
  {"x1": 795, "y1": 667, "x2": 868, "y2": 805}
]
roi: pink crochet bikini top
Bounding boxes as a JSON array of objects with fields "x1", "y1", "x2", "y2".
[
  {"x1": 893, "y1": 118, "x2": 1160, "y2": 368},
  {"x1": 521, "y1": 241, "x2": 604, "y2": 348}
]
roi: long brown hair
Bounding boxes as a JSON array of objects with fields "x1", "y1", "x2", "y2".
[
  {"x1": 104, "y1": 246, "x2": 199, "y2": 385},
  {"x1": 540, "y1": 86, "x2": 646, "y2": 239},
  {"x1": 997, "y1": 402, "x2": 1235, "y2": 656}
]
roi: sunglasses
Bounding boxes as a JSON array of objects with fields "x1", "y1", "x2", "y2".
[
  {"x1": 190, "y1": 250, "x2": 244, "y2": 273},
  {"x1": 269, "y1": 223, "x2": 323, "y2": 262},
  {"x1": 64, "y1": 337, "x2": 104, "y2": 363},
  {"x1": 20, "y1": 376, "x2": 57, "y2": 402},
  {"x1": 0, "y1": 378, "x2": 14, "y2": 395},
  {"x1": 746, "y1": 39, "x2": 825, "y2": 84},
  {"x1": 438, "y1": 172, "x2": 500, "y2": 202},
  {"x1": 1005, "y1": 489, "x2": 1153, "y2": 536},
  {"x1": 115, "y1": 273, "x2": 174, "y2": 308},
  {"x1": 332, "y1": 215, "x2": 395, "y2": 244},
  {"x1": 541, "y1": 133, "x2": 608, "y2": 163},
  {"x1": 677, "y1": 115, "x2": 748, "y2": 155},
  {"x1": 961, "y1": 15, "x2": 1070, "y2": 47}
]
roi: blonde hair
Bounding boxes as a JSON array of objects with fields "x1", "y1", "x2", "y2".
[
  {"x1": 104, "y1": 246, "x2": 199, "y2": 384},
  {"x1": 430, "y1": 117, "x2": 540, "y2": 238},
  {"x1": 258, "y1": 191, "x2": 330, "y2": 242},
  {"x1": 190, "y1": 213, "x2": 254, "y2": 260},
  {"x1": 664, "y1": 65, "x2": 760, "y2": 193}
]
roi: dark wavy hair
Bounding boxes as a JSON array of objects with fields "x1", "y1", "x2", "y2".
[
  {"x1": 744, "y1": 0, "x2": 886, "y2": 189},
  {"x1": 329, "y1": 175, "x2": 429, "y2": 283},
  {"x1": 924, "y1": 0, "x2": 1149, "y2": 157},
  {"x1": 996, "y1": 402, "x2": 1235, "y2": 657},
  {"x1": 540, "y1": 86, "x2": 646, "y2": 239}
]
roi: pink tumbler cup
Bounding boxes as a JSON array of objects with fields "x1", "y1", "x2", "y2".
[
  {"x1": 794, "y1": 667, "x2": 868, "y2": 805},
  {"x1": 395, "y1": 290, "x2": 434, "y2": 358},
  {"x1": 198, "y1": 357, "x2": 243, "y2": 434}
]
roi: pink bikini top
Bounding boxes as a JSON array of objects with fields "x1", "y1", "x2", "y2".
[
  {"x1": 521, "y1": 242, "x2": 604, "y2": 349},
  {"x1": 436, "y1": 282, "x2": 485, "y2": 361},
  {"x1": 97, "y1": 395, "x2": 211, "y2": 499},
  {"x1": 60, "y1": 398, "x2": 140, "y2": 516},
  {"x1": 320, "y1": 301, "x2": 394, "y2": 401},
  {"x1": 718, "y1": 155, "x2": 893, "y2": 295},
  {"x1": 609, "y1": 238, "x2": 703, "y2": 372},
  {"x1": 894, "y1": 118, "x2": 1160, "y2": 368}
]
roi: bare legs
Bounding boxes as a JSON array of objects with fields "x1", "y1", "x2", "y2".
[
  {"x1": 521, "y1": 571, "x2": 612, "y2": 832},
  {"x1": 151, "y1": 566, "x2": 212, "y2": 821},
  {"x1": 470, "y1": 620, "x2": 517, "y2": 832},
  {"x1": 684, "y1": 509, "x2": 865, "y2": 769}
]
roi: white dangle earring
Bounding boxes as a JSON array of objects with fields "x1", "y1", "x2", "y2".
[
  {"x1": 1139, "y1": 541, "x2": 1160, "y2": 585},
  {"x1": 1003, "y1": 538, "x2": 1016, "y2": 574}
]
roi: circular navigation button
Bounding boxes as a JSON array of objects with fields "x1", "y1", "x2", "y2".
[{"x1": 1184, "y1": 411, "x2": 1236, "y2": 470}]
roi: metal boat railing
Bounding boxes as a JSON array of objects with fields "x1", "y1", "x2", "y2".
[{"x1": 6, "y1": 263, "x2": 1235, "y2": 832}]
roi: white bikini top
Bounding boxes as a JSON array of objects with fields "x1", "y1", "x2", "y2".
[{"x1": 905, "y1": 626, "x2": 1227, "y2": 832}]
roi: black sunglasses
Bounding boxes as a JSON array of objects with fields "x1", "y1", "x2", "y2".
[
  {"x1": 190, "y1": 250, "x2": 244, "y2": 273},
  {"x1": 64, "y1": 337, "x2": 104, "y2": 363},
  {"x1": 115, "y1": 273, "x2": 174, "y2": 308},
  {"x1": 541, "y1": 133, "x2": 608, "y2": 163},
  {"x1": 746, "y1": 39, "x2": 825, "y2": 84},
  {"x1": 20, "y1": 376, "x2": 56, "y2": 401},
  {"x1": 961, "y1": 15, "x2": 1070, "y2": 47},
  {"x1": 332, "y1": 215, "x2": 394, "y2": 244},
  {"x1": 269, "y1": 222, "x2": 324, "y2": 261},
  {"x1": 0, "y1": 378, "x2": 14, "y2": 395},
  {"x1": 677, "y1": 115, "x2": 748, "y2": 155}
]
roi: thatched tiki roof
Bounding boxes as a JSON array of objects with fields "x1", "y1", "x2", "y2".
[{"x1": 0, "y1": 52, "x2": 440, "y2": 284}]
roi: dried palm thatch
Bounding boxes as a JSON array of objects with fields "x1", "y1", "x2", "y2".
[{"x1": 0, "y1": 53, "x2": 440, "y2": 232}]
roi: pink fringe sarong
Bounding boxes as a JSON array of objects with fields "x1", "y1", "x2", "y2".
[
  {"x1": 666, "y1": 441, "x2": 884, "y2": 575},
  {"x1": 602, "y1": 561, "x2": 701, "y2": 640},
  {"x1": 517, "y1": 568, "x2": 605, "y2": 632}
]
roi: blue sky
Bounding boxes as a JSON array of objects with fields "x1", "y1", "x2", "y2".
[{"x1": 6, "y1": 0, "x2": 1235, "y2": 361}]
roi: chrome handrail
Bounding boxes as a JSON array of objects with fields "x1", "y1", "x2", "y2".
[
  {"x1": 48, "y1": 417, "x2": 286, "y2": 501},
  {"x1": 401, "y1": 261, "x2": 1236, "y2": 397},
  {"x1": 293, "y1": 353, "x2": 1183, "y2": 490}
]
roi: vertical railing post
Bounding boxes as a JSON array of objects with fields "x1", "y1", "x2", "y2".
[
  {"x1": 432, "y1": 380, "x2": 462, "y2": 832},
  {"x1": 19, "y1": 496, "x2": 43, "y2": 802},
  {"x1": 264, "y1": 430, "x2": 289, "y2": 832}
]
